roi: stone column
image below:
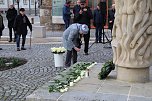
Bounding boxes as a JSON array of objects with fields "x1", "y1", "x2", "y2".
[
  {"x1": 111, "y1": 0, "x2": 152, "y2": 82},
  {"x1": 39, "y1": 0, "x2": 64, "y2": 30},
  {"x1": 39, "y1": 0, "x2": 52, "y2": 30}
]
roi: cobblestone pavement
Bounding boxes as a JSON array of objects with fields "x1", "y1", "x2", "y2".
[{"x1": 0, "y1": 43, "x2": 112, "y2": 101}]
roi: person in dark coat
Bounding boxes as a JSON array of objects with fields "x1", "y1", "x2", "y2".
[
  {"x1": 14, "y1": 8, "x2": 32, "y2": 51},
  {"x1": 108, "y1": 4, "x2": 115, "y2": 32},
  {"x1": 63, "y1": 23, "x2": 89, "y2": 68},
  {"x1": 93, "y1": 4, "x2": 104, "y2": 43},
  {"x1": 6, "y1": 5, "x2": 17, "y2": 42},
  {"x1": 63, "y1": 1, "x2": 72, "y2": 29},
  {"x1": 0, "y1": 11, "x2": 5, "y2": 50},
  {"x1": 74, "y1": 0, "x2": 93, "y2": 55},
  {"x1": 73, "y1": 0, "x2": 81, "y2": 23}
]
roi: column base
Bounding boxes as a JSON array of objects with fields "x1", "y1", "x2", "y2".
[{"x1": 117, "y1": 66, "x2": 149, "y2": 83}]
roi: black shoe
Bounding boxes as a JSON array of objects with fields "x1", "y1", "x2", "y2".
[
  {"x1": 21, "y1": 47, "x2": 26, "y2": 50},
  {"x1": 17, "y1": 48, "x2": 20, "y2": 51},
  {"x1": 95, "y1": 41, "x2": 98, "y2": 43},
  {"x1": 0, "y1": 48, "x2": 2, "y2": 50},
  {"x1": 9, "y1": 40, "x2": 12, "y2": 42},
  {"x1": 84, "y1": 53, "x2": 89, "y2": 55},
  {"x1": 13, "y1": 40, "x2": 16, "y2": 42}
]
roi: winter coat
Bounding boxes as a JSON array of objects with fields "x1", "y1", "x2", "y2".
[
  {"x1": 14, "y1": 14, "x2": 32, "y2": 35},
  {"x1": 63, "y1": 4, "x2": 72, "y2": 20},
  {"x1": 93, "y1": 8, "x2": 104, "y2": 27},
  {"x1": 74, "y1": 6, "x2": 93, "y2": 27},
  {"x1": 73, "y1": 5, "x2": 81, "y2": 22},
  {"x1": 108, "y1": 9, "x2": 115, "y2": 29},
  {"x1": 63, "y1": 23, "x2": 82, "y2": 51},
  {"x1": 6, "y1": 8, "x2": 17, "y2": 28},
  {"x1": 0, "y1": 15, "x2": 4, "y2": 36}
]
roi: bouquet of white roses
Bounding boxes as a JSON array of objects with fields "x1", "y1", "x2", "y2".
[{"x1": 51, "y1": 47, "x2": 66, "y2": 54}]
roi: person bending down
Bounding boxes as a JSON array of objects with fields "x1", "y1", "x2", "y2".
[{"x1": 63, "y1": 23, "x2": 89, "y2": 68}]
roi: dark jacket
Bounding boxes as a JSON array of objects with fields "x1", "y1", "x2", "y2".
[
  {"x1": 14, "y1": 14, "x2": 32, "y2": 35},
  {"x1": 74, "y1": 6, "x2": 93, "y2": 27},
  {"x1": 6, "y1": 8, "x2": 17, "y2": 28},
  {"x1": 108, "y1": 9, "x2": 115, "y2": 29},
  {"x1": 63, "y1": 4, "x2": 72, "y2": 20},
  {"x1": 73, "y1": 4, "x2": 81, "y2": 22},
  {"x1": 93, "y1": 8, "x2": 104, "y2": 26},
  {"x1": 0, "y1": 15, "x2": 4, "y2": 36}
]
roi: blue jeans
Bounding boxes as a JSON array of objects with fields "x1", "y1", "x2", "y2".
[
  {"x1": 95, "y1": 24, "x2": 103, "y2": 42},
  {"x1": 16, "y1": 34, "x2": 26, "y2": 48},
  {"x1": 64, "y1": 19, "x2": 70, "y2": 29}
]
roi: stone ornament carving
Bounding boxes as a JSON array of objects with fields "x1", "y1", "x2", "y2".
[{"x1": 112, "y1": 0, "x2": 152, "y2": 68}]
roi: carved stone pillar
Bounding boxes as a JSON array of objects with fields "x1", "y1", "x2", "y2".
[{"x1": 112, "y1": 0, "x2": 152, "y2": 82}]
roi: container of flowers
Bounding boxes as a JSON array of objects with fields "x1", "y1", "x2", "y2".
[{"x1": 51, "y1": 47, "x2": 66, "y2": 67}]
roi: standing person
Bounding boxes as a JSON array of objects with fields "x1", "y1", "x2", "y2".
[
  {"x1": 63, "y1": 23, "x2": 89, "y2": 68},
  {"x1": 93, "y1": 4, "x2": 104, "y2": 43},
  {"x1": 0, "y1": 11, "x2": 5, "y2": 50},
  {"x1": 6, "y1": 5, "x2": 17, "y2": 42},
  {"x1": 73, "y1": 0, "x2": 81, "y2": 23},
  {"x1": 74, "y1": 0, "x2": 93, "y2": 55},
  {"x1": 108, "y1": 4, "x2": 115, "y2": 32},
  {"x1": 63, "y1": 1, "x2": 72, "y2": 29},
  {"x1": 14, "y1": 8, "x2": 32, "y2": 51}
]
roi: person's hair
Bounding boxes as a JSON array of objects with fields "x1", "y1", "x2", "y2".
[
  {"x1": 66, "y1": 1, "x2": 71, "y2": 4},
  {"x1": 19, "y1": 8, "x2": 25, "y2": 12}
]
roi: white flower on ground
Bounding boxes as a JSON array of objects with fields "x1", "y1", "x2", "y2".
[
  {"x1": 69, "y1": 82, "x2": 74, "y2": 86},
  {"x1": 60, "y1": 89, "x2": 65, "y2": 93},
  {"x1": 64, "y1": 87, "x2": 68, "y2": 92}
]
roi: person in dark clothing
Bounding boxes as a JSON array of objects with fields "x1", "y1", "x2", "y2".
[
  {"x1": 63, "y1": 1, "x2": 72, "y2": 29},
  {"x1": 74, "y1": 0, "x2": 93, "y2": 55},
  {"x1": 108, "y1": 4, "x2": 115, "y2": 32},
  {"x1": 93, "y1": 4, "x2": 104, "y2": 43},
  {"x1": 73, "y1": 0, "x2": 81, "y2": 23},
  {"x1": 6, "y1": 5, "x2": 17, "y2": 42},
  {"x1": 14, "y1": 8, "x2": 32, "y2": 51},
  {"x1": 0, "y1": 11, "x2": 5, "y2": 50}
]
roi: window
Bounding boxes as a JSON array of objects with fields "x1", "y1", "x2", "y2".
[
  {"x1": 31, "y1": 0, "x2": 34, "y2": 5},
  {"x1": 52, "y1": 0, "x2": 66, "y2": 16},
  {"x1": 23, "y1": 0, "x2": 28, "y2": 4},
  {"x1": 0, "y1": 0, "x2": 4, "y2": 4}
]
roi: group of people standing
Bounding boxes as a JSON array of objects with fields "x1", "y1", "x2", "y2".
[
  {"x1": 0, "y1": 5, "x2": 32, "y2": 51},
  {"x1": 62, "y1": 0, "x2": 115, "y2": 68}
]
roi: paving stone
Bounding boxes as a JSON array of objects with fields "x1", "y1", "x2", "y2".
[
  {"x1": 129, "y1": 96, "x2": 152, "y2": 101},
  {"x1": 59, "y1": 91, "x2": 128, "y2": 101}
]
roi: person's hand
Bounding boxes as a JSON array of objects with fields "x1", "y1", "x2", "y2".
[
  {"x1": 79, "y1": 10, "x2": 83, "y2": 14},
  {"x1": 74, "y1": 47, "x2": 80, "y2": 52},
  {"x1": 109, "y1": 21, "x2": 112, "y2": 23}
]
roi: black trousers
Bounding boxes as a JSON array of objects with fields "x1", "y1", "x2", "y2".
[
  {"x1": 65, "y1": 48, "x2": 77, "y2": 67},
  {"x1": 84, "y1": 29, "x2": 90, "y2": 53},
  {"x1": 9, "y1": 27, "x2": 16, "y2": 41}
]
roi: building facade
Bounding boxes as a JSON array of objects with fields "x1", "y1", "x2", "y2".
[
  {"x1": 0, "y1": 0, "x2": 39, "y2": 13},
  {"x1": 40, "y1": 0, "x2": 114, "y2": 30}
]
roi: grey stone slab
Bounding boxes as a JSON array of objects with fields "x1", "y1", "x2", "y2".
[
  {"x1": 26, "y1": 89, "x2": 62, "y2": 101},
  {"x1": 129, "y1": 96, "x2": 152, "y2": 101},
  {"x1": 78, "y1": 77, "x2": 103, "y2": 85},
  {"x1": 58, "y1": 91, "x2": 128, "y2": 101},
  {"x1": 130, "y1": 83, "x2": 152, "y2": 97},
  {"x1": 69, "y1": 83, "x2": 100, "y2": 93},
  {"x1": 98, "y1": 80, "x2": 131, "y2": 95}
]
